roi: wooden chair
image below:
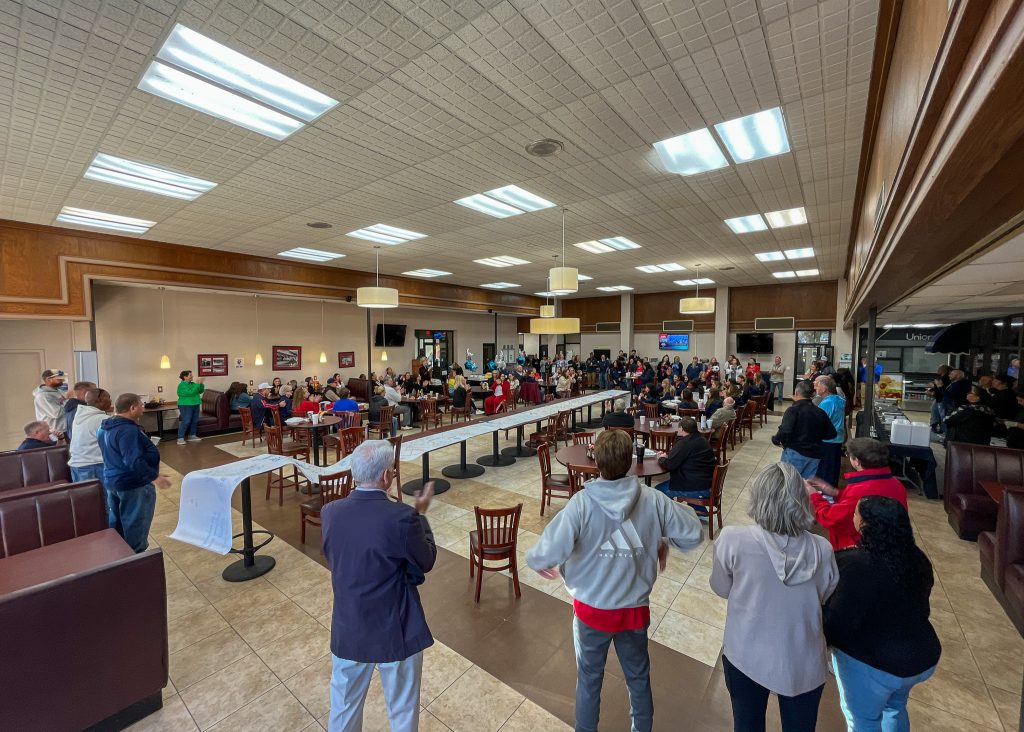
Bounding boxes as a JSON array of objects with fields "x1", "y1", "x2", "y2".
[
  {"x1": 713, "y1": 422, "x2": 731, "y2": 463},
  {"x1": 336, "y1": 426, "x2": 366, "y2": 458},
  {"x1": 605, "y1": 426, "x2": 636, "y2": 441},
  {"x1": 334, "y1": 411, "x2": 362, "y2": 429},
  {"x1": 627, "y1": 406, "x2": 639, "y2": 416},
  {"x1": 387, "y1": 434, "x2": 404, "y2": 503},
  {"x1": 322, "y1": 411, "x2": 362, "y2": 461},
  {"x1": 469, "y1": 503, "x2": 523, "y2": 603},
  {"x1": 675, "y1": 461, "x2": 729, "y2": 540},
  {"x1": 642, "y1": 402, "x2": 660, "y2": 420},
  {"x1": 507, "y1": 388, "x2": 519, "y2": 411},
  {"x1": 568, "y1": 463, "x2": 600, "y2": 495},
  {"x1": 573, "y1": 431, "x2": 596, "y2": 446},
  {"x1": 367, "y1": 405, "x2": 394, "y2": 439},
  {"x1": 265, "y1": 426, "x2": 311, "y2": 505},
  {"x1": 419, "y1": 398, "x2": 444, "y2": 431},
  {"x1": 730, "y1": 405, "x2": 745, "y2": 447},
  {"x1": 678, "y1": 408, "x2": 701, "y2": 420},
  {"x1": 755, "y1": 394, "x2": 769, "y2": 426},
  {"x1": 739, "y1": 400, "x2": 756, "y2": 440},
  {"x1": 239, "y1": 407, "x2": 262, "y2": 447},
  {"x1": 449, "y1": 393, "x2": 472, "y2": 424},
  {"x1": 648, "y1": 429, "x2": 677, "y2": 453},
  {"x1": 300, "y1": 469, "x2": 353, "y2": 548},
  {"x1": 537, "y1": 442, "x2": 571, "y2": 516},
  {"x1": 551, "y1": 410, "x2": 572, "y2": 447}
]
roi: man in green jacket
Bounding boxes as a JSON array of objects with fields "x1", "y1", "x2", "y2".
[{"x1": 176, "y1": 370, "x2": 205, "y2": 445}]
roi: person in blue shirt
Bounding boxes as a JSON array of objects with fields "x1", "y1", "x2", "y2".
[
  {"x1": 704, "y1": 388, "x2": 724, "y2": 418},
  {"x1": 685, "y1": 356, "x2": 703, "y2": 383},
  {"x1": 815, "y1": 376, "x2": 847, "y2": 487},
  {"x1": 597, "y1": 354, "x2": 610, "y2": 389},
  {"x1": 857, "y1": 357, "x2": 883, "y2": 404},
  {"x1": 97, "y1": 393, "x2": 171, "y2": 552},
  {"x1": 332, "y1": 387, "x2": 360, "y2": 414}
]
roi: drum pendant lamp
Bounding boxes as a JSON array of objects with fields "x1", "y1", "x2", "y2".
[{"x1": 679, "y1": 264, "x2": 715, "y2": 314}]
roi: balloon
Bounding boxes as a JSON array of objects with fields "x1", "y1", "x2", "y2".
[{"x1": 487, "y1": 360, "x2": 497, "y2": 371}]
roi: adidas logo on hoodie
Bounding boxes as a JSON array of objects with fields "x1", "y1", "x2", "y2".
[{"x1": 599, "y1": 518, "x2": 645, "y2": 557}]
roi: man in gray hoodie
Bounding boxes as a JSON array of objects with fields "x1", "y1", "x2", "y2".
[{"x1": 526, "y1": 429, "x2": 703, "y2": 732}]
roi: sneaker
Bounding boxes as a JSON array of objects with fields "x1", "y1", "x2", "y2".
[
  {"x1": 187, "y1": 436, "x2": 202, "y2": 442},
  {"x1": 176, "y1": 438, "x2": 186, "y2": 446}
]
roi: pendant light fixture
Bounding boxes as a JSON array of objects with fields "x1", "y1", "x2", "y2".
[
  {"x1": 357, "y1": 245, "x2": 399, "y2": 308},
  {"x1": 158, "y1": 287, "x2": 171, "y2": 369},
  {"x1": 540, "y1": 273, "x2": 555, "y2": 317},
  {"x1": 319, "y1": 300, "x2": 328, "y2": 363},
  {"x1": 529, "y1": 316, "x2": 581, "y2": 335},
  {"x1": 254, "y1": 294, "x2": 264, "y2": 366},
  {"x1": 548, "y1": 207, "x2": 578, "y2": 295},
  {"x1": 679, "y1": 264, "x2": 715, "y2": 314}
]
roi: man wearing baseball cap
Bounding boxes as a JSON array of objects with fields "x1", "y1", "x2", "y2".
[
  {"x1": 33, "y1": 368, "x2": 68, "y2": 439},
  {"x1": 251, "y1": 382, "x2": 285, "y2": 431}
]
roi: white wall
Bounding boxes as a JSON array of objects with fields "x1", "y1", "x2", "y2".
[{"x1": 727, "y1": 330, "x2": 797, "y2": 397}]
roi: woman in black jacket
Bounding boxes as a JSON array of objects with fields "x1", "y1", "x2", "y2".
[
  {"x1": 824, "y1": 496, "x2": 941, "y2": 730},
  {"x1": 944, "y1": 385, "x2": 997, "y2": 445}
]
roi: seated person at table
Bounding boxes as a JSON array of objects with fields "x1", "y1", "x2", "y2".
[
  {"x1": 452, "y1": 375, "x2": 477, "y2": 414},
  {"x1": 367, "y1": 386, "x2": 392, "y2": 425},
  {"x1": 484, "y1": 375, "x2": 508, "y2": 414},
  {"x1": 602, "y1": 398, "x2": 634, "y2": 428},
  {"x1": 805, "y1": 437, "x2": 908, "y2": 551},
  {"x1": 687, "y1": 380, "x2": 704, "y2": 399},
  {"x1": 225, "y1": 381, "x2": 251, "y2": 412},
  {"x1": 943, "y1": 385, "x2": 998, "y2": 445},
  {"x1": 332, "y1": 387, "x2": 360, "y2": 414},
  {"x1": 383, "y1": 378, "x2": 414, "y2": 429},
  {"x1": 293, "y1": 387, "x2": 322, "y2": 418},
  {"x1": 270, "y1": 377, "x2": 284, "y2": 398},
  {"x1": 638, "y1": 385, "x2": 661, "y2": 414},
  {"x1": 704, "y1": 388, "x2": 724, "y2": 418},
  {"x1": 655, "y1": 417, "x2": 717, "y2": 512},
  {"x1": 322, "y1": 378, "x2": 341, "y2": 402},
  {"x1": 555, "y1": 370, "x2": 571, "y2": 398},
  {"x1": 709, "y1": 396, "x2": 737, "y2": 432},
  {"x1": 18, "y1": 420, "x2": 55, "y2": 451},
  {"x1": 251, "y1": 383, "x2": 288, "y2": 429},
  {"x1": 671, "y1": 374, "x2": 685, "y2": 397},
  {"x1": 677, "y1": 390, "x2": 699, "y2": 410}
]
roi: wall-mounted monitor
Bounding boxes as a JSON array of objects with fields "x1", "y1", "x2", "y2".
[
  {"x1": 374, "y1": 323, "x2": 407, "y2": 347},
  {"x1": 736, "y1": 332, "x2": 774, "y2": 353},
  {"x1": 659, "y1": 333, "x2": 690, "y2": 351}
]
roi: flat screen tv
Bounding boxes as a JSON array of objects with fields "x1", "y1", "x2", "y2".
[
  {"x1": 659, "y1": 333, "x2": 690, "y2": 351},
  {"x1": 736, "y1": 332, "x2": 774, "y2": 353},
  {"x1": 374, "y1": 324, "x2": 407, "y2": 347}
]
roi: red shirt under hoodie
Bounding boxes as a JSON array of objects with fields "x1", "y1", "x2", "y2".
[{"x1": 810, "y1": 467, "x2": 908, "y2": 550}]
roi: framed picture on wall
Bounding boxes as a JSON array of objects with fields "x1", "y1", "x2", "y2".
[
  {"x1": 197, "y1": 354, "x2": 228, "y2": 377},
  {"x1": 338, "y1": 351, "x2": 355, "y2": 369},
  {"x1": 273, "y1": 346, "x2": 302, "y2": 371}
]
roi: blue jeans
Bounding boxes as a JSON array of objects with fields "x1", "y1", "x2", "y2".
[
  {"x1": 771, "y1": 381, "x2": 784, "y2": 400},
  {"x1": 832, "y1": 649, "x2": 935, "y2": 732},
  {"x1": 329, "y1": 652, "x2": 422, "y2": 732},
  {"x1": 107, "y1": 483, "x2": 157, "y2": 553},
  {"x1": 599, "y1": 371, "x2": 608, "y2": 389},
  {"x1": 654, "y1": 481, "x2": 709, "y2": 514},
  {"x1": 71, "y1": 463, "x2": 104, "y2": 486},
  {"x1": 781, "y1": 448, "x2": 820, "y2": 479},
  {"x1": 573, "y1": 615, "x2": 653, "y2": 732},
  {"x1": 177, "y1": 404, "x2": 199, "y2": 439}
]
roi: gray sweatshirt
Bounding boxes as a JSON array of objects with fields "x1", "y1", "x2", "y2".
[{"x1": 526, "y1": 475, "x2": 703, "y2": 610}]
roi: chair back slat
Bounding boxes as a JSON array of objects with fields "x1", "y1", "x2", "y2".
[
  {"x1": 320, "y1": 469, "x2": 353, "y2": 505},
  {"x1": 340, "y1": 426, "x2": 366, "y2": 457},
  {"x1": 336, "y1": 411, "x2": 362, "y2": 429},
  {"x1": 606, "y1": 426, "x2": 636, "y2": 440},
  {"x1": 240, "y1": 407, "x2": 254, "y2": 430},
  {"x1": 568, "y1": 463, "x2": 599, "y2": 494},
  {"x1": 268, "y1": 405, "x2": 283, "y2": 428},
  {"x1": 265, "y1": 425, "x2": 284, "y2": 454},
  {"x1": 573, "y1": 432, "x2": 595, "y2": 446},
  {"x1": 376, "y1": 405, "x2": 394, "y2": 425},
  {"x1": 643, "y1": 403, "x2": 660, "y2": 419},
  {"x1": 678, "y1": 408, "x2": 701, "y2": 420},
  {"x1": 474, "y1": 504, "x2": 522, "y2": 550},
  {"x1": 537, "y1": 441, "x2": 553, "y2": 479},
  {"x1": 648, "y1": 429, "x2": 677, "y2": 452}
]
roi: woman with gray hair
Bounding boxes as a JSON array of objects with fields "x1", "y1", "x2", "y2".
[{"x1": 710, "y1": 461, "x2": 838, "y2": 731}]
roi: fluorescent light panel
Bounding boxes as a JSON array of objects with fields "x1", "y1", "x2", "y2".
[
  {"x1": 56, "y1": 206, "x2": 155, "y2": 234},
  {"x1": 653, "y1": 128, "x2": 729, "y2": 175},
  {"x1": 795, "y1": 269, "x2": 819, "y2": 277},
  {"x1": 784, "y1": 247, "x2": 815, "y2": 259},
  {"x1": 765, "y1": 207, "x2": 807, "y2": 228},
  {"x1": 535, "y1": 291, "x2": 560, "y2": 297},
  {"x1": 596, "y1": 285, "x2": 633, "y2": 292},
  {"x1": 138, "y1": 25, "x2": 337, "y2": 139},
  {"x1": 636, "y1": 263, "x2": 685, "y2": 273},
  {"x1": 480, "y1": 282, "x2": 520, "y2": 289},
  {"x1": 714, "y1": 107, "x2": 790, "y2": 163},
  {"x1": 772, "y1": 271, "x2": 797, "y2": 279},
  {"x1": 755, "y1": 251, "x2": 786, "y2": 262},
  {"x1": 403, "y1": 268, "x2": 450, "y2": 278},
  {"x1": 674, "y1": 278, "x2": 715, "y2": 286},
  {"x1": 346, "y1": 224, "x2": 426, "y2": 245},
  {"x1": 474, "y1": 256, "x2": 530, "y2": 267},
  {"x1": 454, "y1": 185, "x2": 554, "y2": 218},
  {"x1": 576, "y1": 273, "x2": 593, "y2": 281},
  {"x1": 84, "y1": 154, "x2": 216, "y2": 200},
  {"x1": 574, "y1": 237, "x2": 641, "y2": 254},
  {"x1": 724, "y1": 214, "x2": 768, "y2": 234},
  {"x1": 278, "y1": 247, "x2": 344, "y2": 262}
]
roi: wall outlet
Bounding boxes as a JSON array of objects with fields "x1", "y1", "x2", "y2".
[{"x1": 157, "y1": 385, "x2": 163, "y2": 393}]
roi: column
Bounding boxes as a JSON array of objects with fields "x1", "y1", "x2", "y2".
[
  {"x1": 833, "y1": 278, "x2": 855, "y2": 369},
  {"x1": 620, "y1": 293, "x2": 633, "y2": 354},
  {"x1": 714, "y1": 286, "x2": 729, "y2": 359}
]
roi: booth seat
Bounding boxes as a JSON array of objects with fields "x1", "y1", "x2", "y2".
[
  {"x1": 197, "y1": 388, "x2": 228, "y2": 435},
  {"x1": 0, "y1": 444, "x2": 71, "y2": 494},
  {"x1": 979, "y1": 487, "x2": 1024, "y2": 634},
  {"x1": 346, "y1": 378, "x2": 372, "y2": 402},
  {"x1": 0, "y1": 480, "x2": 168, "y2": 731},
  {"x1": 944, "y1": 442, "x2": 1024, "y2": 540}
]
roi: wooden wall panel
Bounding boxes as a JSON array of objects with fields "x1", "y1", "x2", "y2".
[
  {"x1": 560, "y1": 296, "x2": 622, "y2": 331},
  {"x1": 0, "y1": 220, "x2": 543, "y2": 319},
  {"x1": 634, "y1": 290, "x2": 717, "y2": 332},
  {"x1": 729, "y1": 281, "x2": 838, "y2": 331}
]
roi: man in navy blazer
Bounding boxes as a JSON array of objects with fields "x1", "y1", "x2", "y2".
[{"x1": 322, "y1": 439, "x2": 437, "y2": 732}]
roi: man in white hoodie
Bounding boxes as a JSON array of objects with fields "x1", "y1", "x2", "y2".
[
  {"x1": 69, "y1": 388, "x2": 112, "y2": 485},
  {"x1": 33, "y1": 368, "x2": 68, "y2": 439},
  {"x1": 526, "y1": 429, "x2": 703, "y2": 732}
]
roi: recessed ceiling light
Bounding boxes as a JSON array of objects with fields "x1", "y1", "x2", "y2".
[
  {"x1": 674, "y1": 278, "x2": 715, "y2": 286},
  {"x1": 636, "y1": 263, "x2": 685, "y2": 273},
  {"x1": 755, "y1": 251, "x2": 786, "y2": 262},
  {"x1": 306, "y1": 221, "x2": 332, "y2": 229},
  {"x1": 346, "y1": 224, "x2": 426, "y2": 245},
  {"x1": 574, "y1": 240, "x2": 613, "y2": 254},
  {"x1": 795, "y1": 269, "x2": 819, "y2": 277},
  {"x1": 576, "y1": 273, "x2": 593, "y2": 281},
  {"x1": 596, "y1": 285, "x2": 634, "y2": 292},
  {"x1": 714, "y1": 107, "x2": 790, "y2": 163},
  {"x1": 83, "y1": 153, "x2": 216, "y2": 200},
  {"x1": 277, "y1": 247, "x2": 345, "y2": 262},
  {"x1": 574, "y1": 236, "x2": 642, "y2": 254},
  {"x1": 480, "y1": 282, "x2": 520, "y2": 289},
  {"x1": 772, "y1": 271, "x2": 797, "y2": 279},
  {"x1": 724, "y1": 214, "x2": 768, "y2": 234},
  {"x1": 138, "y1": 24, "x2": 337, "y2": 139},
  {"x1": 653, "y1": 128, "x2": 729, "y2": 176},
  {"x1": 525, "y1": 139, "x2": 563, "y2": 157},
  {"x1": 784, "y1": 247, "x2": 815, "y2": 260},
  {"x1": 474, "y1": 256, "x2": 530, "y2": 267},
  {"x1": 56, "y1": 206, "x2": 156, "y2": 234},
  {"x1": 403, "y1": 268, "x2": 450, "y2": 278},
  {"x1": 455, "y1": 184, "x2": 555, "y2": 218},
  {"x1": 765, "y1": 207, "x2": 807, "y2": 228}
]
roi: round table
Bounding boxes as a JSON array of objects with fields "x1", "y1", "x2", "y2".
[
  {"x1": 288, "y1": 414, "x2": 341, "y2": 466},
  {"x1": 554, "y1": 444, "x2": 665, "y2": 479},
  {"x1": 632, "y1": 417, "x2": 713, "y2": 440}
]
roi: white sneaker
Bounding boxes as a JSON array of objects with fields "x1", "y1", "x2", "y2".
[
  {"x1": 187, "y1": 436, "x2": 202, "y2": 442},
  {"x1": 177, "y1": 438, "x2": 186, "y2": 445}
]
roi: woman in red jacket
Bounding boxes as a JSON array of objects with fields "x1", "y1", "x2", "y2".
[
  {"x1": 744, "y1": 358, "x2": 761, "y2": 381},
  {"x1": 484, "y1": 374, "x2": 508, "y2": 414}
]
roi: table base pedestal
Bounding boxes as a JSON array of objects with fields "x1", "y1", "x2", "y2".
[
  {"x1": 402, "y1": 478, "x2": 451, "y2": 494},
  {"x1": 223, "y1": 554, "x2": 276, "y2": 582},
  {"x1": 223, "y1": 477, "x2": 275, "y2": 582}
]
